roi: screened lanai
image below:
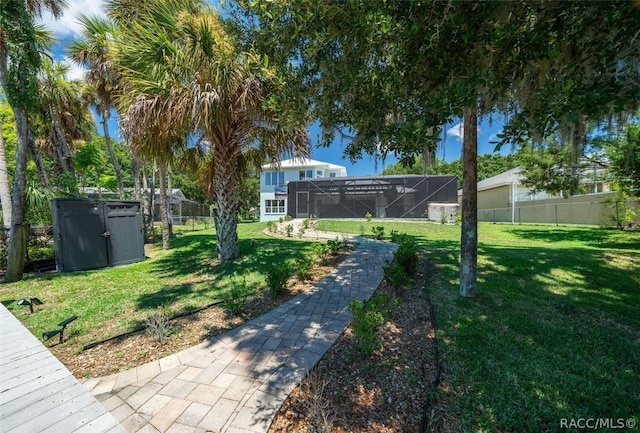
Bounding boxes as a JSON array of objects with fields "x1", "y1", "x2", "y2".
[{"x1": 286, "y1": 175, "x2": 458, "y2": 219}]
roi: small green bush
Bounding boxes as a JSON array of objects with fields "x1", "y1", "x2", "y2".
[
  {"x1": 365, "y1": 211, "x2": 373, "y2": 221},
  {"x1": 266, "y1": 221, "x2": 276, "y2": 233},
  {"x1": 372, "y1": 225, "x2": 385, "y2": 240},
  {"x1": 393, "y1": 236, "x2": 418, "y2": 275},
  {"x1": 347, "y1": 298, "x2": 385, "y2": 356},
  {"x1": 285, "y1": 224, "x2": 294, "y2": 237},
  {"x1": 326, "y1": 237, "x2": 344, "y2": 255},
  {"x1": 222, "y1": 277, "x2": 253, "y2": 315},
  {"x1": 302, "y1": 218, "x2": 311, "y2": 229},
  {"x1": 266, "y1": 262, "x2": 292, "y2": 298},
  {"x1": 298, "y1": 227, "x2": 306, "y2": 238},
  {"x1": 295, "y1": 255, "x2": 314, "y2": 281},
  {"x1": 285, "y1": 214, "x2": 293, "y2": 221},
  {"x1": 359, "y1": 224, "x2": 366, "y2": 236},
  {"x1": 312, "y1": 243, "x2": 330, "y2": 265},
  {"x1": 383, "y1": 260, "x2": 410, "y2": 293}
]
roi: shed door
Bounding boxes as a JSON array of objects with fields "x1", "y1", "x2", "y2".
[
  {"x1": 104, "y1": 202, "x2": 144, "y2": 267},
  {"x1": 296, "y1": 192, "x2": 309, "y2": 218},
  {"x1": 54, "y1": 201, "x2": 109, "y2": 272}
]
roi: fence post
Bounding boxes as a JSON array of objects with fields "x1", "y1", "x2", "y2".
[{"x1": 555, "y1": 204, "x2": 559, "y2": 226}]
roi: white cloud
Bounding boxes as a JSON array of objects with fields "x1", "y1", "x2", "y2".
[
  {"x1": 61, "y1": 56, "x2": 87, "y2": 81},
  {"x1": 37, "y1": 0, "x2": 107, "y2": 39},
  {"x1": 446, "y1": 122, "x2": 464, "y2": 141},
  {"x1": 446, "y1": 121, "x2": 481, "y2": 142}
]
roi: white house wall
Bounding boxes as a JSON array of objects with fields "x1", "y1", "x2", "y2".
[{"x1": 259, "y1": 162, "x2": 348, "y2": 221}]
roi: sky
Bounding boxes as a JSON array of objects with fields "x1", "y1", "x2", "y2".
[{"x1": 40, "y1": 0, "x2": 512, "y2": 178}]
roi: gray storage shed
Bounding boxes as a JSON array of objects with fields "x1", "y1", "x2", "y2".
[{"x1": 52, "y1": 199, "x2": 144, "y2": 272}]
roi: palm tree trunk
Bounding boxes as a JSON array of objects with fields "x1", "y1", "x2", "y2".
[
  {"x1": 158, "y1": 162, "x2": 170, "y2": 250},
  {"x1": 213, "y1": 143, "x2": 240, "y2": 261},
  {"x1": 5, "y1": 107, "x2": 30, "y2": 282},
  {"x1": 132, "y1": 152, "x2": 141, "y2": 202},
  {"x1": 460, "y1": 106, "x2": 478, "y2": 297},
  {"x1": 50, "y1": 107, "x2": 76, "y2": 177},
  {"x1": 0, "y1": 122, "x2": 12, "y2": 229},
  {"x1": 102, "y1": 110, "x2": 125, "y2": 199},
  {"x1": 167, "y1": 163, "x2": 173, "y2": 235},
  {"x1": 27, "y1": 136, "x2": 49, "y2": 187}
]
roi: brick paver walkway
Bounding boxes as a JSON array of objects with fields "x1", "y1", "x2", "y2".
[{"x1": 82, "y1": 231, "x2": 395, "y2": 433}]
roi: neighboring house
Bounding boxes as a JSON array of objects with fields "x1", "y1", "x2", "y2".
[
  {"x1": 260, "y1": 158, "x2": 348, "y2": 221},
  {"x1": 459, "y1": 166, "x2": 617, "y2": 225}
]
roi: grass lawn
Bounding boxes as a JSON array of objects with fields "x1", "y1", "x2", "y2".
[
  {"x1": 317, "y1": 220, "x2": 640, "y2": 432},
  {"x1": 0, "y1": 222, "x2": 317, "y2": 352}
]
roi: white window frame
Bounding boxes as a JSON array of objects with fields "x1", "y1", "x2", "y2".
[{"x1": 265, "y1": 199, "x2": 286, "y2": 214}]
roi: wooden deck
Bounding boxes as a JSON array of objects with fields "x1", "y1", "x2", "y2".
[{"x1": 0, "y1": 304, "x2": 125, "y2": 433}]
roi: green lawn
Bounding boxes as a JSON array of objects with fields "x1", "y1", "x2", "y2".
[
  {"x1": 0, "y1": 222, "x2": 316, "y2": 350},
  {"x1": 317, "y1": 220, "x2": 640, "y2": 432}
]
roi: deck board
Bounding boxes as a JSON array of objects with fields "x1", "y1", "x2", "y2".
[{"x1": 0, "y1": 305, "x2": 125, "y2": 433}]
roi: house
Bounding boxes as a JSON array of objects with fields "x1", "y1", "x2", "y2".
[
  {"x1": 460, "y1": 165, "x2": 616, "y2": 225},
  {"x1": 260, "y1": 158, "x2": 348, "y2": 221}
]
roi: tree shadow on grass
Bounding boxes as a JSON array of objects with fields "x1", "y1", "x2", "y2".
[
  {"x1": 430, "y1": 241, "x2": 640, "y2": 431},
  {"x1": 506, "y1": 226, "x2": 640, "y2": 250},
  {"x1": 138, "y1": 234, "x2": 316, "y2": 317}
]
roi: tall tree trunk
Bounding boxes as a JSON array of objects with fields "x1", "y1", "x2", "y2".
[
  {"x1": 102, "y1": 110, "x2": 125, "y2": 199},
  {"x1": 0, "y1": 121, "x2": 12, "y2": 229},
  {"x1": 132, "y1": 152, "x2": 141, "y2": 202},
  {"x1": 460, "y1": 106, "x2": 478, "y2": 297},
  {"x1": 158, "y1": 162, "x2": 170, "y2": 250},
  {"x1": 167, "y1": 163, "x2": 173, "y2": 236},
  {"x1": 49, "y1": 107, "x2": 76, "y2": 178},
  {"x1": 213, "y1": 143, "x2": 240, "y2": 261},
  {"x1": 27, "y1": 136, "x2": 49, "y2": 187},
  {"x1": 5, "y1": 107, "x2": 30, "y2": 282}
]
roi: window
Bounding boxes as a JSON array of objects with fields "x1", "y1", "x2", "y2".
[
  {"x1": 265, "y1": 199, "x2": 286, "y2": 214},
  {"x1": 316, "y1": 170, "x2": 323, "y2": 178},
  {"x1": 299, "y1": 170, "x2": 313, "y2": 180},
  {"x1": 265, "y1": 171, "x2": 285, "y2": 186},
  {"x1": 329, "y1": 172, "x2": 336, "y2": 178}
]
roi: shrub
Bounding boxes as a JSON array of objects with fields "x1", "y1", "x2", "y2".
[
  {"x1": 285, "y1": 214, "x2": 293, "y2": 221},
  {"x1": 365, "y1": 211, "x2": 373, "y2": 221},
  {"x1": 144, "y1": 307, "x2": 174, "y2": 344},
  {"x1": 298, "y1": 227, "x2": 306, "y2": 238},
  {"x1": 285, "y1": 224, "x2": 294, "y2": 237},
  {"x1": 312, "y1": 243, "x2": 330, "y2": 265},
  {"x1": 383, "y1": 260, "x2": 410, "y2": 293},
  {"x1": 347, "y1": 299, "x2": 384, "y2": 356},
  {"x1": 326, "y1": 237, "x2": 344, "y2": 255},
  {"x1": 222, "y1": 277, "x2": 253, "y2": 315},
  {"x1": 302, "y1": 218, "x2": 311, "y2": 229},
  {"x1": 266, "y1": 262, "x2": 292, "y2": 298},
  {"x1": 266, "y1": 221, "x2": 276, "y2": 233},
  {"x1": 359, "y1": 224, "x2": 366, "y2": 236},
  {"x1": 295, "y1": 255, "x2": 314, "y2": 281},
  {"x1": 393, "y1": 236, "x2": 418, "y2": 275},
  {"x1": 372, "y1": 225, "x2": 385, "y2": 240}
]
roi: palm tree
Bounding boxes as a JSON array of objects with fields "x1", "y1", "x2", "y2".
[
  {"x1": 33, "y1": 59, "x2": 93, "y2": 193},
  {"x1": 0, "y1": 0, "x2": 68, "y2": 282},
  {"x1": 68, "y1": 15, "x2": 126, "y2": 199},
  {"x1": 113, "y1": 0, "x2": 309, "y2": 260}
]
